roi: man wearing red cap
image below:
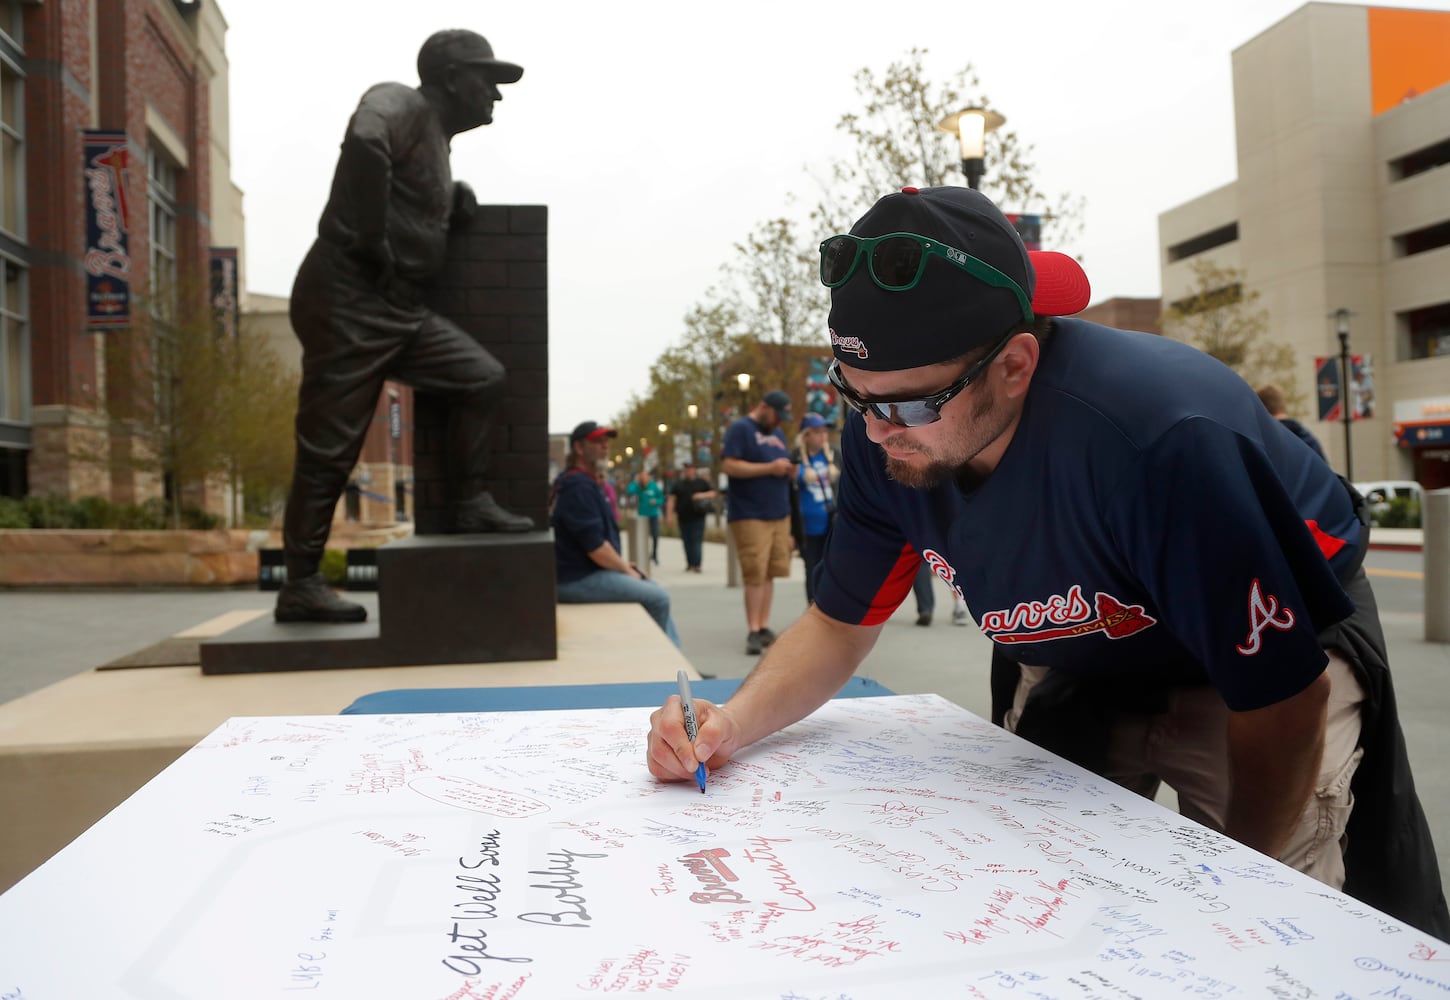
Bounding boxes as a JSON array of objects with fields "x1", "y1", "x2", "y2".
[
  {"x1": 647, "y1": 186, "x2": 1446, "y2": 937},
  {"x1": 552, "y1": 422, "x2": 679, "y2": 646}
]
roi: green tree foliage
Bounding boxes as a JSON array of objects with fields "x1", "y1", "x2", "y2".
[
  {"x1": 1160, "y1": 258, "x2": 1303, "y2": 413},
  {"x1": 101, "y1": 302, "x2": 298, "y2": 527},
  {"x1": 634, "y1": 49, "x2": 1084, "y2": 455},
  {"x1": 812, "y1": 48, "x2": 1083, "y2": 246},
  {"x1": 215, "y1": 323, "x2": 299, "y2": 522},
  {"x1": 722, "y1": 215, "x2": 827, "y2": 395}
]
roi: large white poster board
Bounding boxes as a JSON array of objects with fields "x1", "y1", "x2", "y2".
[{"x1": 2, "y1": 695, "x2": 1446, "y2": 998}]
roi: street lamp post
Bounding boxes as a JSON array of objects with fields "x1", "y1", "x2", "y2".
[
  {"x1": 737, "y1": 372, "x2": 751, "y2": 417},
  {"x1": 658, "y1": 423, "x2": 670, "y2": 476},
  {"x1": 1335, "y1": 308, "x2": 1354, "y2": 481},
  {"x1": 686, "y1": 403, "x2": 699, "y2": 467},
  {"x1": 937, "y1": 107, "x2": 1006, "y2": 190}
]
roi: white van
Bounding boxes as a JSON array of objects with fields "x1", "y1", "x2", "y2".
[{"x1": 1353, "y1": 480, "x2": 1424, "y2": 523}]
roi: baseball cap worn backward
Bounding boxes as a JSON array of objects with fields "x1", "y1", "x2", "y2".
[
  {"x1": 570, "y1": 421, "x2": 616, "y2": 444},
  {"x1": 418, "y1": 29, "x2": 523, "y2": 85},
  {"x1": 827, "y1": 186, "x2": 1091, "y2": 372}
]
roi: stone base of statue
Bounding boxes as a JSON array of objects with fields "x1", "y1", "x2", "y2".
[{"x1": 200, "y1": 532, "x2": 556, "y2": 674}]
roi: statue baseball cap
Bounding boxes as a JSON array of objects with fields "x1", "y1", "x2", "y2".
[
  {"x1": 825, "y1": 186, "x2": 1090, "y2": 372},
  {"x1": 762, "y1": 390, "x2": 793, "y2": 420},
  {"x1": 418, "y1": 30, "x2": 523, "y2": 85},
  {"x1": 569, "y1": 421, "x2": 616, "y2": 444}
]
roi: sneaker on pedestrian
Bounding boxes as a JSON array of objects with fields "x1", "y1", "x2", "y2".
[
  {"x1": 952, "y1": 604, "x2": 970, "y2": 626},
  {"x1": 916, "y1": 613, "x2": 932, "y2": 627},
  {"x1": 746, "y1": 630, "x2": 765, "y2": 655},
  {"x1": 758, "y1": 627, "x2": 777, "y2": 646}
]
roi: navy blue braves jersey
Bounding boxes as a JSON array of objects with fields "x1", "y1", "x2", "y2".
[
  {"x1": 550, "y1": 468, "x2": 620, "y2": 585},
  {"x1": 814, "y1": 319, "x2": 1361, "y2": 712},
  {"x1": 722, "y1": 416, "x2": 792, "y2": 521}
]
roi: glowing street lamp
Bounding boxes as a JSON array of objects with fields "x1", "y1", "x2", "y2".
[{"x1": 937, "y1": 107, "x2": 1006, "y2": 190}]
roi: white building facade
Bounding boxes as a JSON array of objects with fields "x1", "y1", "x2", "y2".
[{"x1": 1159, "y1": 3, "x2": 1450, "y2": 491}]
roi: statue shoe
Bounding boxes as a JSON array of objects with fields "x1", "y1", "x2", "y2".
[
  {"x1": 274, "y1": 572, "x2": 368, "y2": 623},
  {"x1": 455, "y1": 492, "x2": 534, "y2": 533}
]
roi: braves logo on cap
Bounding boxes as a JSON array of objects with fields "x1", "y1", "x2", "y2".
[{"x1": 830, "y1": 329, "x2": 869, "y2": 359}]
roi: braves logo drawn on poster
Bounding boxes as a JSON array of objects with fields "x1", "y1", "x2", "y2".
[
  {"x1": 1235, "y1": 578, "x2": 1295, "y2": 656},
  {"x1": 978, "y1": 583, "x2": 1157, "y2": 645}
]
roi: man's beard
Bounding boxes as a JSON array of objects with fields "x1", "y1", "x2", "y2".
[
  {"x1": 884, "y1": 453, "x2": 960, "y2": 489},
  {"x1": 880, "y1": 388, "x2": 1003, "y2": 490}
]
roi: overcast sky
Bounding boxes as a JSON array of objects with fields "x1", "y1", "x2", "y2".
[{"x1": 224, "y1": 0, "x2": 1446, "y2": 432}]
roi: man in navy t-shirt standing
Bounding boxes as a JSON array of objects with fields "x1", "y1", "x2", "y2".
[
  {"x1": 722, "y1": 389, "x2": 795, "y2": 655},
  {"x1": 647, "y1": 186, "x2": 1446, "y2": 937}
]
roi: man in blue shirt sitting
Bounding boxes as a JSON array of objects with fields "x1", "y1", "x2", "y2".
[{"x1": 551, "y1": 422, "x2": 679, "y2": 646}]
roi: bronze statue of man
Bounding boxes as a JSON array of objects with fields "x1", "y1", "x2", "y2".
[{"x1": 275, "y1": 29, "x2": 533, "y2": 624}]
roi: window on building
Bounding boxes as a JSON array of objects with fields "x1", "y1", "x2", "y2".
[
  {"x1": 1169, "y1": 283, "x2": 1243, "y2": 315},
  {"x1": 1166, "y1": 223, "x2": 1239, "y2": 263},
  {"x1": 0, "y1": 55, "x2": 22, "y2": 239},
  {"x1": 0, "y1": 256, "x2": 26, "y2": 424},
  {"x1": 1393, "y1": 219, "x2": 1450, "y2": 257},
  {"x1": 146, "y1": 143, "x2": 182, "y2": 448},
  {"x1": 0, "y1": 1, "x2": 22, "y2": 48},
  {"x1": 147, "y1": 144, "x2": 179, "y2": 321},
  {"x1": 1405, "y1": 301, "x2": 1450, "y2": 360},
  {"x1": 1390, "y1": 136, "x2": 1450, "y2": 182}
]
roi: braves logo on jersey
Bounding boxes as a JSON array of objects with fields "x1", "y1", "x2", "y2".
[
  {"x1": 1234, "y1": 577, "x2": 1295, "y2": 656},
  {"x1": 977, "y1": 583, "x2": 1157, "y2": 645},
  {"x1": 921, "y1": 548, "x2": 963, "y2": 599}
]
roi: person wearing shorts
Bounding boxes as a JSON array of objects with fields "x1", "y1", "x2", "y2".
[{"x1": 722, "y1": 389, "x2": 795, "y2": 655}]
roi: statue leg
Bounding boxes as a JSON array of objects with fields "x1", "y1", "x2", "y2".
[
  {"x1": 398, "y1": 312, "x2": 533, "y2": 532},
  {"x1": 278, "y1": 248, "x2": 413, "y2": 620}
]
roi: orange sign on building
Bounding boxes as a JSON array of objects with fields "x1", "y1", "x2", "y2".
[{"x1": 1368, "y1": 7, "x2": 1450, "y2": 115}]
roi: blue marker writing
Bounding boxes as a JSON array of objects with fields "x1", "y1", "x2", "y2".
[{"x1": 676, "y1": 670, "x2": 708, "y2": 793}]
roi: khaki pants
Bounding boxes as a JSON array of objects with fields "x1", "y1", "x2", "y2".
[{"x1": 1005, "y1": 651, "x2": 1364, "y2": 888}]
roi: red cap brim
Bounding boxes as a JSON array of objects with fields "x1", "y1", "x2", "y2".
[
  {"x1": 587, "y1": 427, "x2": 617, "y2": 441},
  {"x1": 1029, "y1": 251, "x2": 1091, "y2": 316}
]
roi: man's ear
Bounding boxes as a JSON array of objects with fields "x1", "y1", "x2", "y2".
[
  {"x1": 998, "y1": 331, "x2": 1039, "y2": 399},
  {"x1": 440, "y1": 63, "x2": 463, "y2": 96}
]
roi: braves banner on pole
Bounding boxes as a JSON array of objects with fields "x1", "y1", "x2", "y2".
[
  {"x1": 806, "y1": 356, "x2": 841, "y2": 426},
  {"x1": 209, "y1": 247, "x2": 240, "y2": 339},
  {"x1": 1314, "y1": 354, "x2": 1375, "y2": 422},
  {"x1": 83, "y1": 130, "x2": 132, "y2": 328},
  {"x1": 1006, "y1": 213, "x2": 1042, "y2": 252}
]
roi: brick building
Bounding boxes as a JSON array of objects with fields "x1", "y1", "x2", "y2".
[{"x1": 0, "y1": 0, "x2": 244, "y2": 504}]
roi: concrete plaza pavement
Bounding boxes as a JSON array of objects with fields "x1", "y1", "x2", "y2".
[{"x1": 1, "y1": 534, "x2": 1447, "y2": 904}]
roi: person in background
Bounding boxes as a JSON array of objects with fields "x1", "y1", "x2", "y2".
[
  {"x1": 626, "y1": 468, "x2": 664, "y2": 565},
  {"x1": 648, "y1": 185, "x2": 1447, "y2": 937},
  {"x1": 790, "y1": 413, "x2": 839, "y2": 604},
  {"x1": 723, "y1": 389, "x2": 795, "y2": 655},
  {"x1": 1256, "y1": 383, "x2": 1328, "y2": 462},
  {"x1": 912, "y1": 560, "x2": 935, "y2": 626},
  {"x1": 552, "y1": 422, "x2": 679, "y2": 646},
  {"x1": 595, "y1": 461, "x2": 619, "y2": 522},
  {"x1": 666, "y1": 460, "x2": 717, "y2": 573}
]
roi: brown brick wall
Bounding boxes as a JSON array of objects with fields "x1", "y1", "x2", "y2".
[
  {"x1": 22, "y1": 0, "x2": 213, "y2": 501},
  {"x1": 414, "y1": 205, "x2": 549, "y2": 534}
]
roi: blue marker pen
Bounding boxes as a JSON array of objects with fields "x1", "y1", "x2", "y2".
[{"x1": 676, "y1": 670, "x2": 708, "y2": 793}]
